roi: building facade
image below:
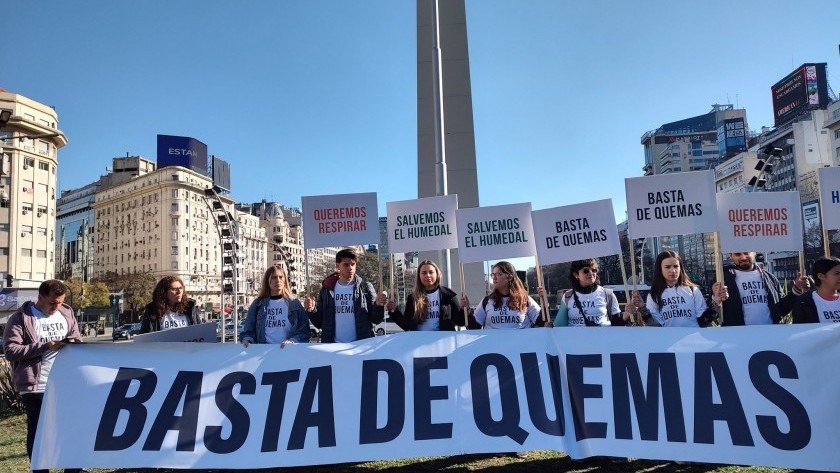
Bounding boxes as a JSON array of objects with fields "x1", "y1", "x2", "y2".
[
  {"x1": 92, "y1": 165, "x2": 234, "y2": 308},
  {"x1": 0, "y1": 90, "x2": 67, "y2": 288}
]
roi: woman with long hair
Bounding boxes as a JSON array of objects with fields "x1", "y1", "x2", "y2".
[
  {"x1": 386, "y1": 260, "x2": 465, "y2": 331},
  {"x1": 792, "y1": 256, "x2": 840, "y2": 324},
  {"x1": 461, "y1": 261, "x2": 547, "y2": 329},
  {"x1": 241, "y1": 263, "x2": 310, "y2": 347},
  {"x1": 555, "y1": 259, "x2": 627, "y2": 327},
  {"x1": 628, "y1": 251, "x2": 716, "y2": 327},
  {"x1": 140, "y1": 275, "x2": 197, "y2": 333}
]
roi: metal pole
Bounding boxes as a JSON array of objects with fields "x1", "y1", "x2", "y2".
[{"x1": 431, "y1": 0, "x2": 451, "y2": 288}]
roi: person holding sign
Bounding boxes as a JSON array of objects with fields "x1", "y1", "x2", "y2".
[
  {"x1": 3, "y1": 280, "x2": 84, "y2": 473},
  {"x1": 386, "y1": 260, "x2": 465, "y2": 331},
  {"x1": 554, "y1": 259, "x2": 628, "y2": 327},
  {"x1": 791, "y1": 256, "x2": 840, "y2": 324},
  {"x1": 304, "y1": 248, "x2": 386, "y2": 342},
  {"x1": 710, "y1": 252, "x2": 809, "y2": 326},
  {"x1": 628, "y1": 251, "x2": 717, "y2": 327},
  {"x1": 140, "y1": 276, "x2": 198, "y2": 333},
  {"x1": 461, "y1": 261, "x2": 547, "y2": 329},
  {"x1": 241, "y1": 264, "x2": 310, "y2": 347}
]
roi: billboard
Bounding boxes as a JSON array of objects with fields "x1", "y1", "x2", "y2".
[
  {"x1": 156, "y1": 135, "x2": 208, "y2": 174},
  {"x1": 771, "y1": 63, "x2": 829, "y2": 126},
  {"x1": 211, "y1": 156, "x2": 231, "y2": 192},
  {"x1": 716, "y1": 117, "x2": 747, "y2": 157}
]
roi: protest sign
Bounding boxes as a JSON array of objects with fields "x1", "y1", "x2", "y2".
[
  {"x1": 301, "y1": 192, "x2": 379, "y2": 249},
  {"x1": 455, "y1": 203, "x2": 535, "y2": 263},
  {"x1": 386, "y1": 195, "x2": 458, "y2": 253},
  {"x1": 716, "y1": 191, "x2": 803, "y2": 253},
  {"x1": 35, "y1": 326, "x2": 840, "y2": 471},
  {"x1": 625, "y1": 171, "x2": 717, "y2": 238},
  {"x1": 532, "y1": 199, "x2": 621, "y2": 265},
  {"x1": 818, "y1": 166, "x2": 840, "y2": 230},
  {"x1": 132, "y1": 322, "x2": 218, "y2": 343}
]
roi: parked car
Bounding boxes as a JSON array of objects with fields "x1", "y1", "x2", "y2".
[
  {"x1": 374, "y1": 316, "x2": 403, "y2": 336},
  {"x1": 112, "y1": 323, "x2": 142, "y2": 341}
]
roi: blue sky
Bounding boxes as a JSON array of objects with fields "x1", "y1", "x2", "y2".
[{"x1": 2, "y1": 0, "x2": 839, "y2": 222}]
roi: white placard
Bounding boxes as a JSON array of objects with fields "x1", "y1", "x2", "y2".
[
  {"x1": 386, "y1": 195, "x2": 458, "y2": 253},
  {"x1": 716, "y1": 191, "x2": 803, "y2": 253},
  {"x1": 132, "y1": 322, "x2": 218, "y2": 343},
  {"x1": 455, "y1": 203, "x2": 536, "y2": 263},
  {"x1": 35, "y1": 325, "x2": 840, "y2": 471},
  {"x1": 625, "y1": 170, "x2": 718, "y2": 238},
  {"x1": 532, "y1": 199, "x2": 621, "y2": 265},
  {"x1": 301, "y1": 192, "x2": 379, "y2": 249},
  {"x1": 818, "y1": 166, "x2": 840, "y2": 230}
]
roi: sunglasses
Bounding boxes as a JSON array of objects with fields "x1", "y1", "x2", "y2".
[{"x1": 580, "y1": 267, "x2": 598, "y2": 275}]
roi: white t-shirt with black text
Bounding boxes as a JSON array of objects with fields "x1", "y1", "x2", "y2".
[
  {"x1": 735, "y1": 270, "x2": 772, "y2": 325},
  {"x1": 416, "y1": 289, "x2": 441, "y2": 331},
  {"x1": 264, "y1": 296, "x2": 291, "y2": 343},
  {"x1": 334, "y1": 282, "x2": 357, "y2": 342},
  {"x1": 645, "y1": 285, "x2": 707, "y2": 327},
  {"x1": 812, "y1": 292, "x2": 840, "y2": 323},
  {"x1": 162, "y1": 311, "x2": 190, "y2": 331},
  {"x1": 32, "y1": 306, "x2": 70, "y2": 393},
  {"x1": 566, "y1": 287, "x2": 619, "y2": 327},
  {"x1": 473, "y1": 295, "x2": 540, "y2": 329}
]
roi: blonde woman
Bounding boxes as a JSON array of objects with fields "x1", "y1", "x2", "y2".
[
  {"x1": 241, "y1": 264, "x2": 310, "y2": 347},
  {"x1": 386, "y1": 260, "x2": 465, "y2": 331}
]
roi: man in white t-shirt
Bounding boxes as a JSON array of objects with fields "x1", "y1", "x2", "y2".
[
  {"x1": 710, "y1": 252, "x2": 809, "y2": 326},
  {"x1": 305, "y1": 248, "x2": 386, "y2": 343},
  {"x1": 3, "y1": 280, "x2": 83, "y2": 473}
]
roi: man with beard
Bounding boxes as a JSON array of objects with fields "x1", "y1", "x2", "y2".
[{"x1": 711, "y1": 251, "x2": 810, "y2": 326}]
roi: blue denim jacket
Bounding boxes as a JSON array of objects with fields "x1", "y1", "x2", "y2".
[{"x1": 240, "y1": 297, "x2": 310, "y2": 344}]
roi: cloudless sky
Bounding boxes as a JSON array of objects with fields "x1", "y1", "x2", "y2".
[{"x1": 2, "y1": 0, "x2": 839, "y2": 222}]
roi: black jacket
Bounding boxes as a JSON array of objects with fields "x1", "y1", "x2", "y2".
[
  {"x1": 716, "y1": 265, "x2": 795, "y2": 326},
  {"x1": 140, "y1": 298, "x2": 198, "y2": 333},
  {"x1": 308, "y1": 273, "x2": 384, "y2": 343},
  {"x1": 388, "y1": 285, "x2": 465, "y2": 331},
  {"x1": 791, "y1": 290, "x2": 821, "y2": 324}
]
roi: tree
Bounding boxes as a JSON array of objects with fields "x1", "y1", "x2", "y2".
[
  {"x1": 93, "y1": 271, "x2": 156, "y2": 318},
  {"x1": 63, "y1": 277, "x2": 85, "y2": 313},
  {"x1": 86, "y1": 281, "x2": 111, "y2": 307}
]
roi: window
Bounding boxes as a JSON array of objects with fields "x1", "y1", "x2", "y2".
[
  {"x1": 36, "y1": 227, "x2": 46, "y2": 236},
  {"x1": 21, "y1": 272, "x2": 31, "y2": 279},
  {"x1": 36, "y1": 249, "x2": 46, "y2": 258},
  {"x1": 36, "y1": 205, "x2": 47, "y2": 216},
  {"x1": 35, "y1": 272, "x2": 45, "y2": 280},
  {"x1": 21, "y1": 225, "x2": 32, "y2": 234},
  {"x1": 23, "y1": 158, "x2": 35, "y2": 168},
  {"x1": 171, "y1": 246, "x2": 178, "y2": 255},
  {"x1": 38, "y1": 161, "x2": 49, "y2": 171},
  {"x1": 171, "y1": 203, "x2": 178, "y2": 212},
  {"x1": 21, "y1": 248, "x2": 32, "y2": 257},
  {"x1": 37, "y1": 183, "x2": 48, "y2": 194},
  {"x1": 835, "y1": 129, "x2": 840, "y2": 140},
  {"x1": 0, "y1": 248, "x2": 8, "y2": 255},
  {"x1": 172, "y1": 189, "x2": 178, "y2": 198},
  {"x1": 172, "y1": 261, "x2": 178, "y2": 270},
  {"x1": 37, "y1": 140, "x2": 49, "y2": 155}
]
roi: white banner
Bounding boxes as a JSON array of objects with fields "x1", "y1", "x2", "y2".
[
  {"x1": 455, "y1": 203, "x2": 536, "y2": 263},
  {"x1": 532, "y1": 199, "x2": 621, "y2": 265},
  {"x1": 818, "y1": 166, "x2": 840, "y2": 230},
  {"x1": 132, "y1": 322, "x2": 218, "y2": 343},
  {"x1": 716, "y1": 191, "x2": 803, "y2": 253},
  {"x1": 625, "y1": 171, "x2": 718, "y2": 238},
  {"x1": 386, "y1": 195, "x2": 459, "y2": 253},
  {"x1": 301, "y1": 192, "x2": 379, "y2": 249},
  {"x1": 35, "y1": 326, "x2": 840, "y2": 471}
]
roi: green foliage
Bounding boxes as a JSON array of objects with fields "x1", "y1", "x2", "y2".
[
  {"x1": 93, "y1": 271, "x2": 156, "y2": 317},
  {"x1": 0, "y1": 360, "x2": 22, "y2": 412}
]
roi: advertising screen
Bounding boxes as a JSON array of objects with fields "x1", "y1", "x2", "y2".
[
  {"x1": 156, "y1": 135, "x2": 208, "y2": 174},
  {"x1": 771, "y1": 63, "x2": 828, "y2": 127}
]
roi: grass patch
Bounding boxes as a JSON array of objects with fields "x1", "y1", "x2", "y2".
[{"x1": 0, "y1": 410, "x2": 810, "y2": 473}]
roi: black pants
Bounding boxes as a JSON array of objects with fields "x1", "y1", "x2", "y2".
[{"x1": 21, "y1": 392, "x2": 82, "y2": 473}]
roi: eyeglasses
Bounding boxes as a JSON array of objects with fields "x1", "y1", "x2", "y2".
[{"x1": 580, "y1": 267, "x2": 598, "y2": 275}]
